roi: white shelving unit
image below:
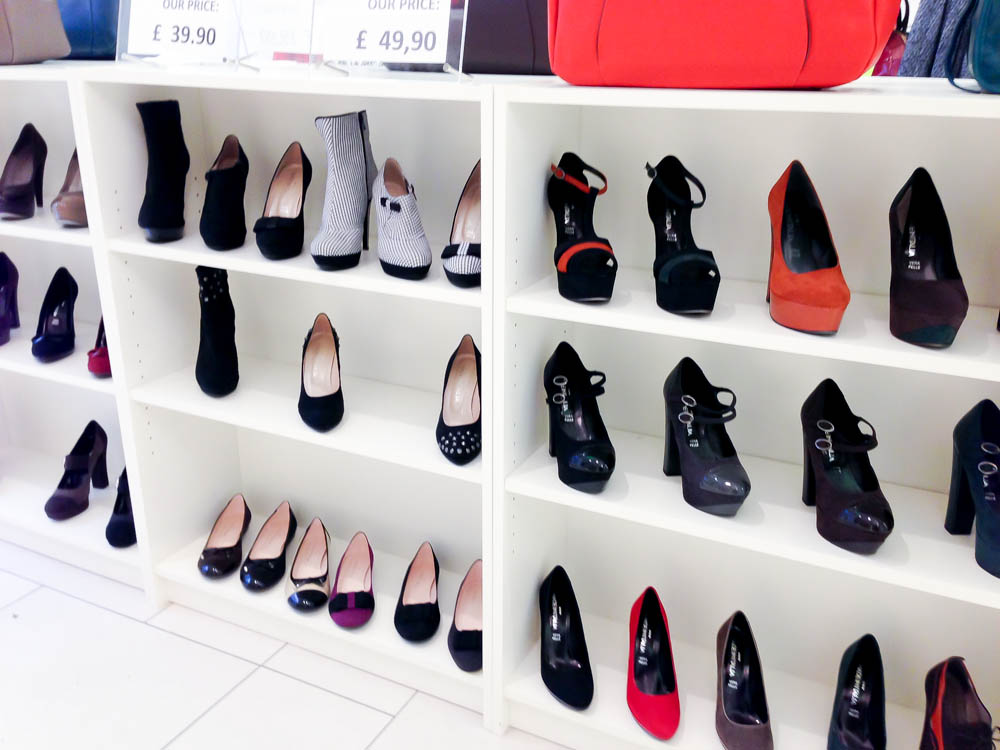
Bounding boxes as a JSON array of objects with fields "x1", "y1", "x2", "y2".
[{"x1": 1, "y1": 62, "x2": 998, "y2": 748}]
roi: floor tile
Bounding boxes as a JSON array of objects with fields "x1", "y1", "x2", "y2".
[
  {"x1": 0, "y1": 588, "x2": 255, "y2": 750},
  {"x1": 0, "y1": 540, "x2": 157, "y2": 620},
  {"x1": 149, "y1": 604, "x2": 283, "y2": 664},
  {"x1": 265, "y1": 643, "x2": 415, "y2": 714},
  {"x1": 369, "y1": 693, "x2": 567, "y2": 750},
  {"x1": 168, "y1": 668, "x2": 390, "y2": 749},
  {"x1": 0, "y1": 568, "x2": 37, "y2": 608}
]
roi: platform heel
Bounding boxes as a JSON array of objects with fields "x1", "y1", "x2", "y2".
[
  {"x1": 948, "y1": 400, "x2": 1000, "y2": 578},
  {"x1": 91, "y1": 447, "x2": 109, "y2": 489},
  {"x1": 663, "y1": 400, "x2": 680, "y2": 476},
  {"x1": 548, "y1": 153, "x2": 617, "y2": 303}
]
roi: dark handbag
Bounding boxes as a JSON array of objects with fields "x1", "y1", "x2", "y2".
[
  {"x1": 57, "y1": 0, "x2": 119, "y2": 59},
  {"x1": 462, "y1": 0, "x2": 550, "y2": 75}
]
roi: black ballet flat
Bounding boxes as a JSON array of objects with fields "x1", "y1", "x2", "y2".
[
  {"x1": 394, "y1": 541, "x2": 440, "y2": 642},
  {"x1": 197, "y1": 494, "x2": 251, "y2": 579},
  {"x1": 240, "y1": 501, "x2": 297, "y2": 592}
]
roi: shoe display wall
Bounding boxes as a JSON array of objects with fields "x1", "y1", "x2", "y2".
[{"x1": 3, "y1": 65, "x2": 1000, "y2": 750}]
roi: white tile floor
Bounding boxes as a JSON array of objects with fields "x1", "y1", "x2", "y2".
[{"x1": 0, "y1": 540, "x2": 565, "y2": 750}]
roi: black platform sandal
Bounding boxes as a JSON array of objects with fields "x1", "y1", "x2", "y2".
[
  {"x1": 646, "y1": 156, "x2": 720, "y2": 314},
  {"x1": 543, "y1": 341, "x2": 615, "y2": 493},
  {"x1": 547, "y1": 153, "x2": 617, "y2": 303}
]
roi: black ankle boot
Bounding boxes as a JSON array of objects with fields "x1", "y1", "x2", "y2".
[
  {"x1": 137, "y1": 100, "x2": 190, "y2": 243},
  {"x1": 200, "y1": 135, "x2": 249, "y2": 250},
  {"x1": 195, "y1": 266, "x2": 238, "y2": 397}
]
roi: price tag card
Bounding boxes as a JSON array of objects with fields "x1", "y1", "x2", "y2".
[
  {"x1": 125, "y1": 0, "x2": 236, "y2": 62},
  {"x1": 313, "y1": 0, "x2": 454, "y2": 65},
  {"x1": 232, "y1": 0, "x2": 315, "y2": 64}
]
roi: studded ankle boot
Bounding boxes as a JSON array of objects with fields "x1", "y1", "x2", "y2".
[{"x1": 195, "y1": 266, "x2": 238, "y2": 397}]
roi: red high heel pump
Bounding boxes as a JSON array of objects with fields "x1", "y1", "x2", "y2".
[
  {"x1": 627, "y1": 587, "x2": 680, "y2": 739},
  {"x1": 766, "y1": 161, "x2": 850, "y2": 334}
]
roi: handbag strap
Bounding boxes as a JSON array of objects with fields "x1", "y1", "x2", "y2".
[{"x1": 947, "y1": 0, "x2": 981, "y2": 92}]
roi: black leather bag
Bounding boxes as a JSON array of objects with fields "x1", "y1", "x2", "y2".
[{"x1": 461, "y1": 0, "x2": 551, "y2": 74}]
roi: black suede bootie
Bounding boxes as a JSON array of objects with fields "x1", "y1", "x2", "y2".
[
  {"x1": 195, "y1": 266, "x2": 238, "y2": 397},
  {"x1": 137, "y1": 100, "x2": 190, "y2": 243},
  {"x1": 200, "y1": 134, "x2": 249, "y2": 250}
]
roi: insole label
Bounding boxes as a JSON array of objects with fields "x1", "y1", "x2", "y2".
[
  {"x1": 638, "y1": 618, "x2": 650, "y2": 667},
  {"x1": 664, "y1": 210, "x2": 677, "y2": 242},
  {"x1": 727, "y1": 642, "x2": 741, "y2": 691},
  {"x1": 849, "y1": 665, "x2": 865, "y2": 719},
  {"x1": 906, "y1": 226, "x2": 921, "y2": 271},
  {"x1": 550, "y1": 595, "x2": 562, "y2": 642}
]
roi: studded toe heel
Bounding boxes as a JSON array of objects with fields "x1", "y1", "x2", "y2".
[{"x1": 436, "y1": 334, "x2": 482, "y2": 465}]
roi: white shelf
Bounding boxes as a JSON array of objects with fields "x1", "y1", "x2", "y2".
[
  {"x1": 508, "y1": 268, "x2": 1000, "y2": 382},
  {"x1": 500, "y1": 75, "x2": 1000, "y2": 120},
  {"x1": 0, "y1": 448, "x2": 139, "y2": 585},
  {"x1": 158, "y1": 531, "x2": 481, "y2": 709},
  {"x1": 0, "y1": 322, "x2": 114, "y2": 395},
  {"x1": 108, "y1": 231, "x2": 480, "y2": 309},
  {"x1": 505, "y1": 613, "x2": 922, "y2": 750},
  {"x1": 0, "y1": 212, "x2": 90, "y2": 246},
  {"x1": 130, "y1": 357, "x2": 480, "y2": 484},
  {"x1": 506, "y1": 429, "x2": 1000, "y2": 610}
]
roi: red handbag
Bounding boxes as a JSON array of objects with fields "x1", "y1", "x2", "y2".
[{"x1": 547, "y1": 0, "x2": 900, "y2": 89}]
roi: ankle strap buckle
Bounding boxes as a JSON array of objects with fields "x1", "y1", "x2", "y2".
[{"x1": 551, "y1": 161, "x2": 608, "y2": 196}]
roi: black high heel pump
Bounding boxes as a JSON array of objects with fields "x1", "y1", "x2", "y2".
[
  {"x1": 538, "y1": 565, "x2": 593, "y2": 709},
  {"x1": 32, "y1": 267, "x2": 77, "y2": 362},
  {"x1": 827, "y1": 634, "x2": 886, "y2": 750},
  {"x1": 663, "y1": 357, "x2": 750, "y2": 516},
  {"x1": 543, "y1": 341, "x2": 615, "y2": 493},
  {"x1": 646, "y1": 156, "x2": 720, "y2": 314},
  {"x1": 547, "y1": 153, "x2": 617, "y2": 303}
]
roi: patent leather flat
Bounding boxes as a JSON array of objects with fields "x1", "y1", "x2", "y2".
[
  {"x1": 286, "y1": 518, "x2": 330, "y2": 611},
  {"x1": 394, "y1": 541, "x2": 440, "y2": 642},
  {"x1": 197, "y1": 494, "x2": 251, "y2": 578},
  {"x1": 240, "y1": 500, "x2": 296, "y2": 592},
  {"x1": 538, "y1": 565, "x2": 593, "y2": 710}
]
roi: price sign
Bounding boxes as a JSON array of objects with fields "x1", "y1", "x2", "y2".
[
  {"x1": 126, "y1": 0, "x2": 236, "y2": 62},
  {"x1": 313, "y1": 0, "x2": 454, "y2": 65}
]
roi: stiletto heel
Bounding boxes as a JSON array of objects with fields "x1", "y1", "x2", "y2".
[
  {"x1": 543, "y1": 341, "x2": 615, "y2": 493},
  {"x1": 31, "y1": 267, "x2": 78, "y2": 362},
  {"x1": 946, "y1": 447, "x2": 976, "y2": 534},
  {"x1": 87, "y1": 318, "x2": 111, "y2": 378},
  {"x1": 948, "y1": 400, "x2": 1000, "y2": 578},
  {"x1": 436, "y1": 334, "x2": 482, "y2": 465},
  {"x1": 0, "y1": 124, "x2": 47, "y2": 219},
  {"x1": 0, "y1": 252, "x2": 19, "y2": 346},
  {"x1": 33, "y1": 159, "x2": 44, "y2": 207},
  {"x1": 51, "y1": 150, "x2": 87, "y2": 228},
  {"x1": 662, "y1": 357, "x2": 749, "y2": 516},
  {"x1": 91, "y1": 448, "x2": 109, "y2": 489},
  {"x1": 716, "y1": 611, "x2": 773, "y2": 750},
  {"x1": 548, "y1": 152, "x2": 617, "y2": 303},
  {"x1": 298, "y1": 313, "x2": 344, "y2": 432},
  {"x1": 539, "y1": 565, "x2": 593, "y2": 709},
  {"x1": 442, "y1": 160, "x2": 483, "y2": 288},
  {"x1": 627, "y1": 586, "x2": 680, "y2": 740},
  {"x1": 801, "y1": 379, "x2": 893, "y2": 554},
  {"x1": 646, "y1": 156, "x2": 720, "y2": 314},
  {"x1": 767, "y1": 161, "x2": 851, "y2": 334},
  {"x1": 889, "y1": 168, "x2": 968, "y2": 348}
]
